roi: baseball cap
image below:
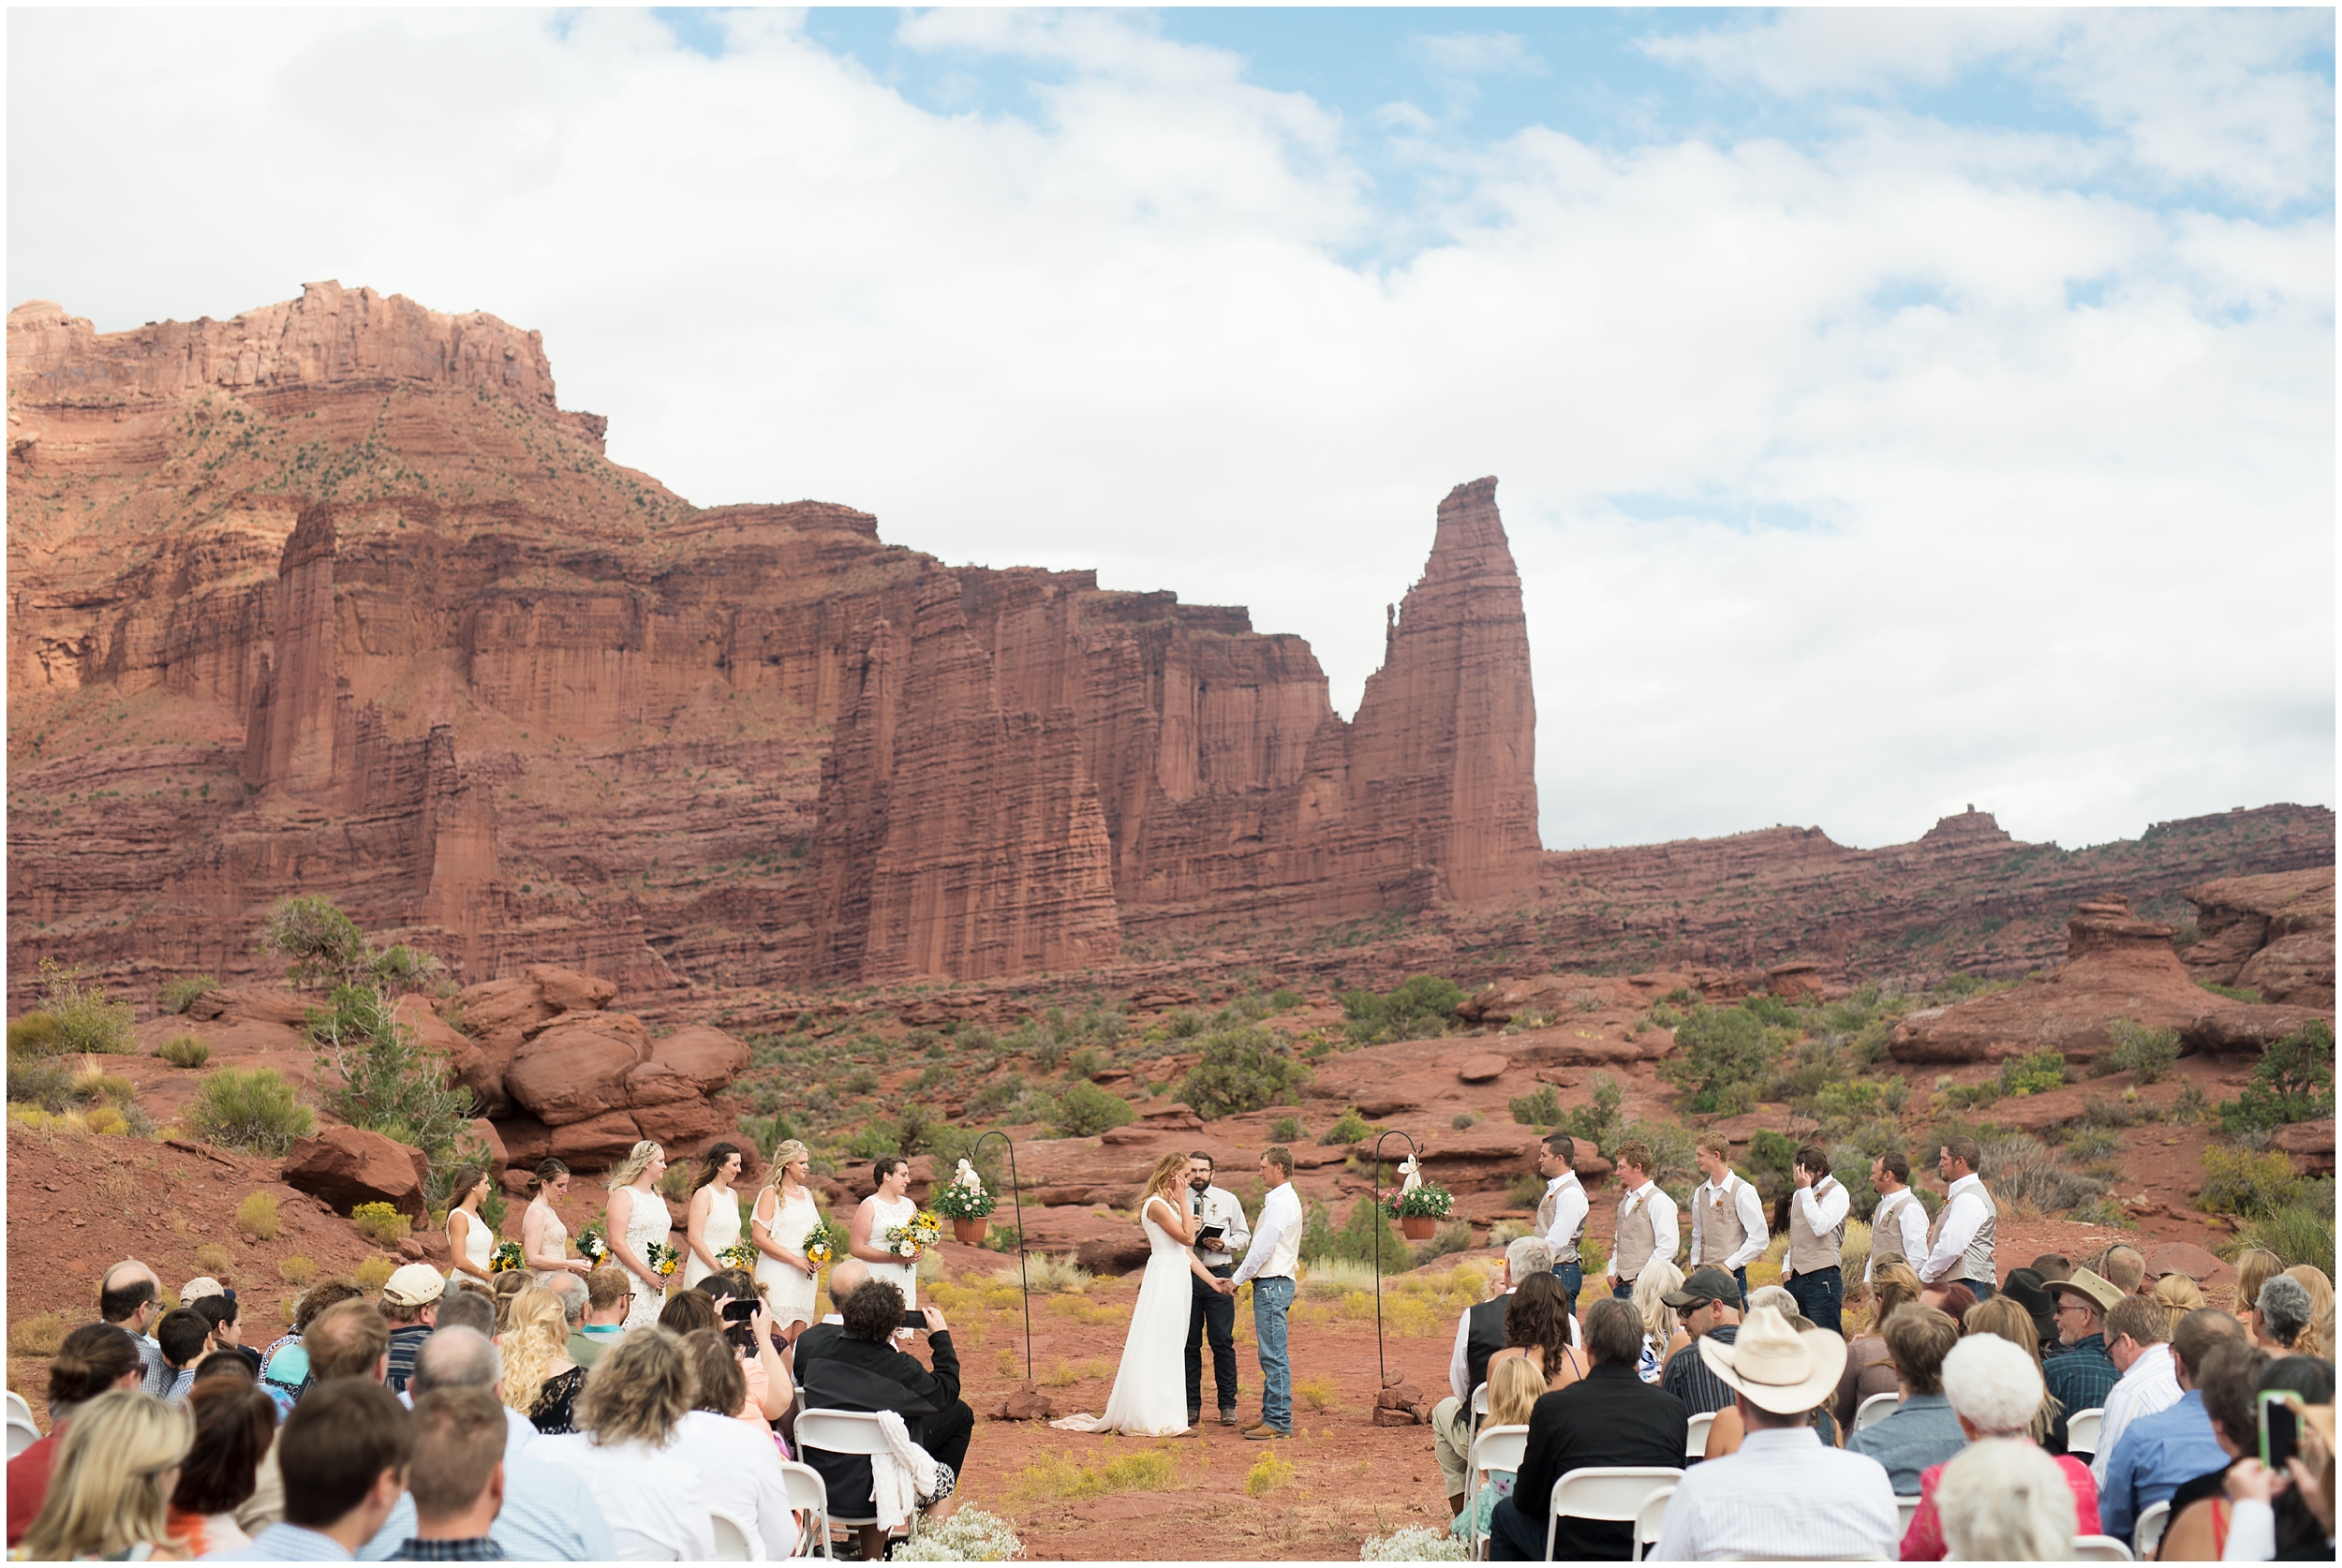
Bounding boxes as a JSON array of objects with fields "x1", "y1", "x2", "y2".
[
  {"x1": 1663, "y1": 1265, "x2": 1742, "y2": 1311},
  {"x1": 381, "y1": 1263, "x2": 450, "y2": 1309}
]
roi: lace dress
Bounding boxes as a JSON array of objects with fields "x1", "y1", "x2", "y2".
[
  {"x1": 529, "y1": 1366, "x2": 588, "y2": 1435},
  {"x1": 1048, "y1": 1202, "x2": 1194, "y2": 1436},
  {"x1": 618, "y1": 1187, "x2": 674, "y2": 1334},
  {"x1": 684, "y1": 1186, "x2": 743, "y2": 1290},
  {"x1": 753, "y1": 1183, "x2": 823, "y2": 1328},
  {"x1": 862, "y1": 1192, "x2": 919, "y2": 1310},
  {"x1": 528, "y1": 1201, "x2": 572, "y2": 1280}
]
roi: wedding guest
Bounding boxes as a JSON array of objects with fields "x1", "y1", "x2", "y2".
[
  {"x1": 2254, "y1": 1275, "x2": 2315, "y2": 1354},
  {"x1": 546, "y1": 1276, "x2": 589, "y2": 1359},
  {"x1": 1449, "y1": 1357, "x2": 1546, "y2": 1544},
  {"x1": 1998, "y1": 1265, "x2": 2064, "y2": 1354},
  {"x1": 530, "y1": 1328, "x2": 715, "y2": 1560},
  {"x1": 7, "y1": 1324, "x2": 146, "y2": 1546},
  {"x1": 670, "y1": 1330, "x2": 798, "y2": 1560},
  {"x1": 569, "y1": 1268, "x2": 631, "y2": 1368},
  {"x1": 1688, "y1": 1133, "x2": 1766, "y2": 1306},
  {"x1": 1865, "y1": 1153, "x2": 1929, "y2": 1287},
  {"x1": 521, "y1": 1160, "x2": 592, "y2": 1279},
  {"x1": 1846, "y1": 1304, "x2": 1965, "y2": 1493},
  {"x1": 1602, "y1": 1142, "x2": 1680, "y2": 1302},
  {"x1": 1225, "y1": 1146, "x2": 1303, "y2": 1440},
  {"x1": 258, "y1": 1282, "x2": 366, "y2": 1414},
  {"x1": 1488, "y1": 1298, "x2": 1688, "y2": 1561},
  {"x1": 209, "y1": 1379, "x2": 414, "y2": 1561},
  {"x1": 1649, "y1": 1306, "x2": 1900, "y2": 1561},
  {"x1": 98, "y1": 1259, "x2": 172, "y2": 1395},
  {"x1": 2092, "y1": 1295, "x2": 2183, "y2": 1487},
  {"x1": 1632, "y1": 1261, "x2": 1685, "y2": 1383},
  {"x1": 195, "y1": 1352, "x2": 260, "y2": 1388},
  {"x1": 702, "y1": 1267, "x2": 792, "y2": 1423},
  {"x1": 383, "y1": 1388, "x2": 507, "y2": 1561},
  {"x1": 196, "y1": 1294, "x2": 262, "y2": 1379},
  {"x1": 1534, "y1": 1132, "x2": 1590, "y2": 1321},
  {"x1": 2281, "y1": 1265, "x2": 2332, "y2": 1357},
  {"x1": 1184, "y1": 1152, "x2": 1250, "y2": 1427},
  {"x1": 1917, "y1": 1138, "x2": 1997, "y2": 1303},
  {"x1": 799, "y1": 1280, "x2": 971, "y2": 1555},
  {"x1": 1784, "y1": 1144, "x2": 1851, "y2": 1334},
  {"x1": 1432, "y1": 1235, "x2": 1551, "y2": 1516},
  {"x1": 1932, "y1": 1440, "x2": 2078, "y2": 1561},
  {"x1": 1836, "y1": 1262, "x2": 1922, "y2": 1430},
  {"x1": 1962, "y1": 1294, "x2": 2070, "y2": 1452},
  {"x1": 791, "y1": 1258, "x2": 872, "y2": 1370},
  {"x1": 378, "y1": 1265, "x2": 446, "y2": 1397},
  {"x1": 2154, "y1": 1344, "x2": 2335, "y2": 1560},
  {"x1": 2043, "y1": 1268, "x2": 2126, "y2": 1440},
  {"x1": 1489, "y1": 1273, "x2": 1583, "y2": 1394},
  {"x1": 433, "y1": 1289, "x2": 498, "y2": 1347},
  {"x1": 2097, "y1": 1305, "x2": 2245, "y2": 1542},
  {"x1": 1899, "y1": 1330, "x2": 2100, "y2": 1560},
  {"x1": 17, "y1": 1389, "x2": 192, "y2": 1562},
  {"x1": 2231, "y1": 1250, "x2": 2284, "y2": 1323},
  {"x1": 157, "y1": 1308, "x2": 215, "y2": 1404},
  {"x1": 1934, "y1": 1281, "x2": 1978, "y2": 1323},
  {"x1": 2031, "y1": 1254, "x2": 2075, "y2": 1284},
  {"x1": 304, "y1": 1300, "x2": 393, "y2": 1386},
  {"x1": 2100, "y1": 1245, "x2": 2148, "y2": 1296},
  {"x1": 2155, "y1": 1272, "x2": 2207, "y2": 1336},
  {"x1": 682, "y1": 1143, "x2": 747, "y2": 1290},
  {"x1": 489, "y1": 1273, "x2": 529, "y2": 1333},
  {"x1": 1659, "y1": 1267, "x2": 1744, "y2": 1417},
  {"x1": 166, "y1": 1380, "x2": 274, "y2": 1557},
  {"x1": 500, "y1": 1287, "x2": 586, "y2": 1436},
  {"x1": 1696, "y1": 1309, "x2": 1846, "y2": 1457}
]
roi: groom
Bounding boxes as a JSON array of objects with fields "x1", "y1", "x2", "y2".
[{"x1": 1218, "y1": 1146, "x2": 1300, "y2": 1440}]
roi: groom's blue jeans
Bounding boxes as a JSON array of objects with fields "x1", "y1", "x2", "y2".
[{"x1": 1253, "y1": 1276, "x2": 1296, "y2": 1432}]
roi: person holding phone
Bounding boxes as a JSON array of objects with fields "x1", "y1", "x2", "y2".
[
  {"x1": 1184, "y1": 1153, "x2": 1250, "y2": 1428},
  {"x1": 796, "y1": 1279, "x2": 970, "y2": 1560}
]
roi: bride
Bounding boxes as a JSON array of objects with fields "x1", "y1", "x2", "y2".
[{"x1": 1050, "y1": 1152, "x2": 1223, "y2": 1438}]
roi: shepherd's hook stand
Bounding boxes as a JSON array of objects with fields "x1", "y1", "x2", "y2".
[
  {"x1": 970, "y1": 1129, "x2": 1031, "y2": 1382},
  {"x1": 1369, "y1": 1128, "x2": 1424, "y2": 1388}
]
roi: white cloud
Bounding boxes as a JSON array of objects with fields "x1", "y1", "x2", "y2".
[{"x1": 6, "y1": 7, "x2": 2330, "y2": 853}]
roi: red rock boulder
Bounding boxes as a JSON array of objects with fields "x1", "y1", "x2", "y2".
[
  {"x1": 505, "y1": 1012, "x2": 653, "y2": 1125},
  {"x1": 2183, "y1": 869, "x2": 2335, "y2": 1005},
  {"x1": 647, "y1": 1026, "x2": 751, "y2": 1095},
  {"x1": 526, "y1": 964, "x2": 619, "y2": 1014},
  {"x1": 282, "y1": 1126, "x2": 431, "y2": 1217}
]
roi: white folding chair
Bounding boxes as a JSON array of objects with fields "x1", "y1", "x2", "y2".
[
  {"x1": 778, "y1": 1459, "x2": 832, "y2": 1560},
  {"x1": 1853, "y1": 1390, "x2": 1900, "y2": 1431},
  {"x1": 1462, "y1": 1425, "x2": 1529, "y2": 1560},
  {"x1": 2133, "y1": 1499, "x2": 2171, "y2": 1560},
  {"x1": 1684, "y1": 1411, "x2": 1715, "y2": 1459},
  {"x1": 5, "y1": 1391, "x2": 39, "y2": 1460},
  {"x1": 710, "y1": 1508, "x2": 761, "y2": 1561},
  {"x1": 1896, "y1": 1496, "x2": 1921, "y2": 1536},
  {"x1": 2071, "y1": 1535, "x2": 2134, "y2": 1561},
  {"x1": 1545, "y1": 1467, "x2": 1682, "y2": 1561},
  {"x1": 793, "y1": 1411, "x2": 904, "y2": 1557},
  {"x1": 1633, "y1": 1485, "x2": 1675, "y2": 1562},
  {"x1": 2067, "y1": 1406, "x2": 2104, "y2": 1458}
]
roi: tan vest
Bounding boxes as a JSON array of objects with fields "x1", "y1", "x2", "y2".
[
  {"x1": 1612, "y1": 1188, "x2": 1662, "y2": 1282},
  {"x1": 1871, "y1": 1190, "x2": 1917, "y2": 1270},
  {"x1": 1536, "y1": 1173, "x2": 1584, "y2": 1264},
  {"x1": 1786, "y1": 1176, "x2": 1846, "y2": 1275},
  {"x1": 1928, "y1": 1180, "x2": 1998, "y2": 1285},
  {"x1": 1696, "y1": 1176, "x2": 1753, "y2": 1267}
]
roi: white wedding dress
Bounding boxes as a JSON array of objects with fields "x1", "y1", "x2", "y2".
[{"x1": 1049, "y1": 1200, "x2": 1195, "y2": 1437}]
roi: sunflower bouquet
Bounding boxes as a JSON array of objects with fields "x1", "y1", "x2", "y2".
[
  {"x1": 645, "y1": 1240, "x2": 681, "y2": 1280},
  {"x1": 718, "y1": 1239, "x2": 760, "y2": 1272},
  {"x1": 575, "y1": 1224, "x2": 610, "y2": 1265},
  {"x1": 803, "y1": 1217, "x2": 847, "y2": 1268},
  {"x1": 488, "y1": 1240, "x2": 526, "y2": 1274},
  {"x1": 883, "y1": 1210, "x2": 943, "y2": 1259}
]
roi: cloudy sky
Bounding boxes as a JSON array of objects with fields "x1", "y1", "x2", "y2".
[{"x1": 10, "y1": 7, "x2": 2333, "y2": 852}]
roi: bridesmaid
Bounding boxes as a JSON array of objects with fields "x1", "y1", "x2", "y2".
[
  {"x1": 751, "y1": 1139, "x2": 823, "y2": 1329},
  {"x1": 849, "y1": 1155, "x2": 921, "y2": 1311},
  {"x1": 446, "y1": 1164, "x2": 496, "y2": 1285},
  {"x1": 521, "y1": 1159, "x2": 591, "y2": 1278},
  {"x1": 682, "y1": 1143, "x2": 745, "y2": 1289},
  {"x1": 604, "y1": 1141, "x2": 673, "y2": 1334}
]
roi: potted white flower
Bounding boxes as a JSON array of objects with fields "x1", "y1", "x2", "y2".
[{"x1": 932, "y1": 1158, "x2": 997, "y2": 1245}]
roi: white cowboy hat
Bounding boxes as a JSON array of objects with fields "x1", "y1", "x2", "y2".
[{"x1": 1698, "y1": 1304, "x2": 1847, "y2": 1414}]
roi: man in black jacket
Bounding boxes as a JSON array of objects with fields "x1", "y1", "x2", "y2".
[
  {"x1": 1489, "y1": 1297, "x2": 1686, "y2": 1561},
  {"x1": 797, "y1": 1278, "x2": 972, "y2": 1555}
]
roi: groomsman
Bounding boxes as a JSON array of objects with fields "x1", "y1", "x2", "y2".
[
  {"x1": 1919, "y1": 1136, "x2": 1999, "y2": 1302},
  {"x1": 1534, "y1": 1133, "x2": 1589, "y2": 1321},
  {"x1": 1688, "y1": 1133, "x2": 1766, "y2": 1307},
  {"x1": 1602, "y1": 1142, "x2": 1679, "y2": 1301},
  {"x1": 1864, "y1": 1152, "x2": 1929, "y2": 1284},
  {"x1": 1183, "y1": 1152, "x2": 1250, "y2": 1427},
  {"x1": 1784, "y1": 1144, "x2": 1849, "y2": 1334}
]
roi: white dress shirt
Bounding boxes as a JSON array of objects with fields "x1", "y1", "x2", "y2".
[
  {"x1": 1649, "y1": 1427, "x2": 1902, "y2": 1561},
  {"x1": 1542, "y1": 1173, "x2": 1590, "y2": 1260},
  {"x1": 669, "y1": 1410, "x2": 799, "y2": 1561},
  {"x1": 530, "y1": 1433, "x2": 716, "y2": 1561},
  {"x1": 1866, "y1": 1188, "x2": 1931, "y2": 1281},
  {"x1": 1232, "y1": 1182, "x2": 1302, "y2": 1285},
  {"x1": 1796, "y1": 1176, "x2": 1851, "y2": 1238},
  {"x1": 1690, "y1": 1171, "x2": 1769, "y2": 1270},
  {"x1": 1919, "y1": 1173, "x2": 1989, "y2": 1284},
  {"x1": 2091, "y1": 1342, "x2": 2182, "y2": 1487},
  {"x1": 1190, "y1": 1184, "x2": 1252, "y2": 1268},
  {"x1": 1604, "y1": 1181, "x2": 1681, "y2": 1284}
]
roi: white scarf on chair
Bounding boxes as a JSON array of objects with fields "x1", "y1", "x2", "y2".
[{"x1": 868, "y1": 1409, "x2": 944, "y2": 1532}]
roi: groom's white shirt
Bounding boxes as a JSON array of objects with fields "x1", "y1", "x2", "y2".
[
  {"x1": 1232, "y1": 1182, "x2": 1302, "y2": 1285},
  {"x1": 1190, "y1": 1185, "x2": 1251, "y2": 1268}
]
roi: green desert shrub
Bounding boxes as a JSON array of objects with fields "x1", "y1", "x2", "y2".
[
  {"x1": 2218, "y1": 1021, "x2": 2335, "y2": 1134},
  {"x1": 1998, "y1": 1052, "x2": 2068, "y2": 1098},
  {"x1": 349, "y1": 1202, "x2": 410, "y2": 1247},
  {"x1": 156, "y1": 1035, "x2": 212, "y2": 1069},
  {"x1": 35, "y1": 959, "x2": 136, "y2": 1055},
  {"x1": 1053, "y1": 1080, "x2": 1136, "y2": 1138},
  {"x1": 2101, "y1": 1019, "x2": 2180, "y2": 1084},
  {"x1": 1508, "y1": 1086, "x2": 1564, "y2": 1128},
  {"x1": 1321, "y1": 1107, "x2": 1374, "y2": 1146},
  {"x1": 1979, "y1": 1134, "x2": 2104, "y2": 1216},
  {"x1": 7, "y1": 1051, "x2": 77, "y2": 1113},
  {"x1": 7, "y1": 1013, "x2": 62, "y2": 1057},
  {"x1": 1269, "y1": 1115, "x2": 1305, "y2": 1143},
  {"x1": 259, "y1": 895, "x2": 368, "y2": 986},
  {"x1": 2234, "y1": 1191, "x2": 2335, "y2": 1274},
  {"x1": 1660, "y1": 1003, "x2": 1786, "y2": 1114},
  {"x1": 1178, "y1": 1027, "x2": 1309, "y2": 1119},
  {"x1": 2198, "y1": 1146, "x2": 2302, "y2": 1218},
  {"x1": 237, "y1": 1192, "x2": 281, "y2": 1240},
  {"x1": 1341, "y1": 975, "x2": 1464, "y2": 1045},
  {"x1": 189, "y1": 1067, "x2": 316, "y2": 1156},
  {"x1": 159, "y1": 975, "x2": 220, "y2": 1015}
]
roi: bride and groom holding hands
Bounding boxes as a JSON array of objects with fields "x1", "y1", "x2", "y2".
[{"x1": 1052, "y1": 1145, "x2": 1303, "y2": 1441}]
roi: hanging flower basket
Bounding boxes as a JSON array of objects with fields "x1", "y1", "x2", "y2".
[
  {"x1": 1399, "y1": 1215, "x2": 1438, "y2": 1241},
  {"x1": 953, "y1": 1217, "x2": 989, "y2": 1246}
]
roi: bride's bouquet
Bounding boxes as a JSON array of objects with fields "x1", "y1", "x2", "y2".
[
  {"x1": 575, "y1": 1224, "x2": 610, "y2": 1265},
  {"x1": 883, "y1": 1209, "x2": 943, "y2": 1258},
  {"x1": 931, "y1": 1160, "x2": 996, "y2": 1221},
  {"x1": 718, "y1": 1239, "x2": 759, "y2": 1271},
  {"x1": 488, "y1": 1240, "x2": 526, "y2": 1274},
  {"x1": 803, "y1": 1217, "x2": 847, "y2": 1267},
  {"x1": 645, "y1": 1240, "x2": 682, "y2": 1280}
]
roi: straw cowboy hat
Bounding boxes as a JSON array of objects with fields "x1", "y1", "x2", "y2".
[
  {"x1": 2043, "y1": 1267, "x2": 2125, "y2": 1315},
  {"x1": 1698, "y1": 1304, "x2": 1847, "y2": 1414}
]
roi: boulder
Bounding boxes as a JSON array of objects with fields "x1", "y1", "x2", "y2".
[
  {"x1": 991, "y1": 1383, "x2": 1057, "y2": 1422},
  {"x1": 2183, "y1": 868, "x2": 2335, "y2": 1004},
  {"x1": 281, "y1": 1126, "x2": 431, "y2": 1217},
  {"x1": 497, "y1": 1112, "x2": 556, "y2": 1170},
  {"x1": 1140, "y1": 1106, "x2": 1205, "y2": 1132},
  {"x1": 630, "y1": 1097, "x2": 731, "y2": 1151},
  {"x1": 2144, "y1": 1241, "x2": 2231, "y2": 1287},
  {"x1": 506, "y1": 1013, "x2": 653, "y2": 1125},
  {"x1": 451, "y1": 976, "x2": 560, "y2": 1053},
  {"x1": 1076, "y1": 1231, "x2": 1154, "y2": 1276},
  {"x1": 546, "y1": 1110, "x2": 647, "y2": 1167},
  {"x1": 1458, "y1": 1053, "x2": 1509, "y2": 1084},
  {"x1": 647, "y1": 1026, "x2": 751, "y2": 1095},
  {"x1": 525, "y1": 964, "x2": 617, "y2": 1014},
  {"x1": 2183, "y1": 1005, "x2": 2335, "y2": 1058},
  {"x1": 622, "y1": 1060, "x2": 703, "y2": 1108},
  {"x1": 466, "y1": 1117, "x2": 508, "y2": 1173},
  {"x1": 2240, "y1": 934, "x2": 2336, "y2": 1010},
  {"x1": 184, "y1": 986, "x2": 314, "y2": 1028},
  {"x1": 2272, "y1": 1117, "x2": 2335, "y2": 1176}
]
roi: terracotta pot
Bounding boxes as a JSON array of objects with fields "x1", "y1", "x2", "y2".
[
  {"x1": 953, "y1": 1218, "x2": 989, "y2": 1246},
  {"x1": 1399, "y1": 1216, "x2": 1437, "y2": 1241}
]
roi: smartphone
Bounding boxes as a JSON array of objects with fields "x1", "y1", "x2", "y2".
[
  {"x1": 720, "y1": 1297, "x2": 758, "y2": 1324},
  {"x1": 2260, "y1": 1390, "x2": 2301, "y2": 1469},
  {"x1": 902, "y1": 1309, "x2": 929, "y2": 1331}
]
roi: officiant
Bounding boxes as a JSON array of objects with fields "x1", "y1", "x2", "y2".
[{"x1": 1185, "y1": 1153, "x2": 1251, "y2": 1428}]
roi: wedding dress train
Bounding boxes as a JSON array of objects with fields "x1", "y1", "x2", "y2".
[{"x1": 1048, "y1": 1202, "x2": 1196, "y2": 1436}]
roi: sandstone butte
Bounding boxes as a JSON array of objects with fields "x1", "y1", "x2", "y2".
[
  {"x1": 7, "y1": 284, "x2": 1539, "y2": 1000},
  {"x1": 7, "y1": 284, "x2": 2333, "y2": 1012}
]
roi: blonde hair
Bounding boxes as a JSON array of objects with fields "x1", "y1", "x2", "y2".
[
  {"x1": 21, "y1": 1390, "x2": 192, "y2": 1561},
  {"x1": 2153, "y1": 1273, "x2": 2206, "y2": 1337},
  {"x1": 1867, "y1": 1260, "x2": 1924, "y2": 1334},
  {"x1": 1964, "y1": 1294, "x2": 2063, "y2": 1445},
  {"x1": 2234, "y1": 1250, "x2": 2284, "y2": 1319},
  {"x1": 1488, "y1": 1354, "x2": 1546, "y2": 1427},
  {"x1": 499, "y1": 1287, "x2": 571, "y2": 1415},
  {"x1": 2283, "y1": 1265, "x2": 2334, "y2": 1357},
  {"x1": 769, "y1": 1140, "x2": 812, "y2": 1180},
  {"x1": 575, "y1": 1326, "x2": 689, "y2": 1449},
  {"x1": 1634, "y1": 1259, "x2": 1684, "y2": 1349},
  {"x1": 607, "y1": 1141, "x2": 664, "y2": 1191},
  {"x1": 1142, "y1": 1151, "x2": 1190, "y2": 1207}
]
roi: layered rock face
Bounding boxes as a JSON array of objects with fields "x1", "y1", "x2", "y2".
[
  {"x1": 8, "y1": 287, "x2": 1541, "y2": 998},
  {"x1": 2181, "y1": 867, "x2": 2335, "y2": 1006}
]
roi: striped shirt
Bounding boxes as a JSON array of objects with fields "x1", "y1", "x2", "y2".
[
  {"x1": 1661, "y1": 1326, "x2": 1740, "y2": 1417},
  {"x1": 202, "y1": 1522, "x2": 353, "y2": 1561},
  {"x1": 1649, "y1": 1427, "x2": 1902, "y2": 1561}
]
